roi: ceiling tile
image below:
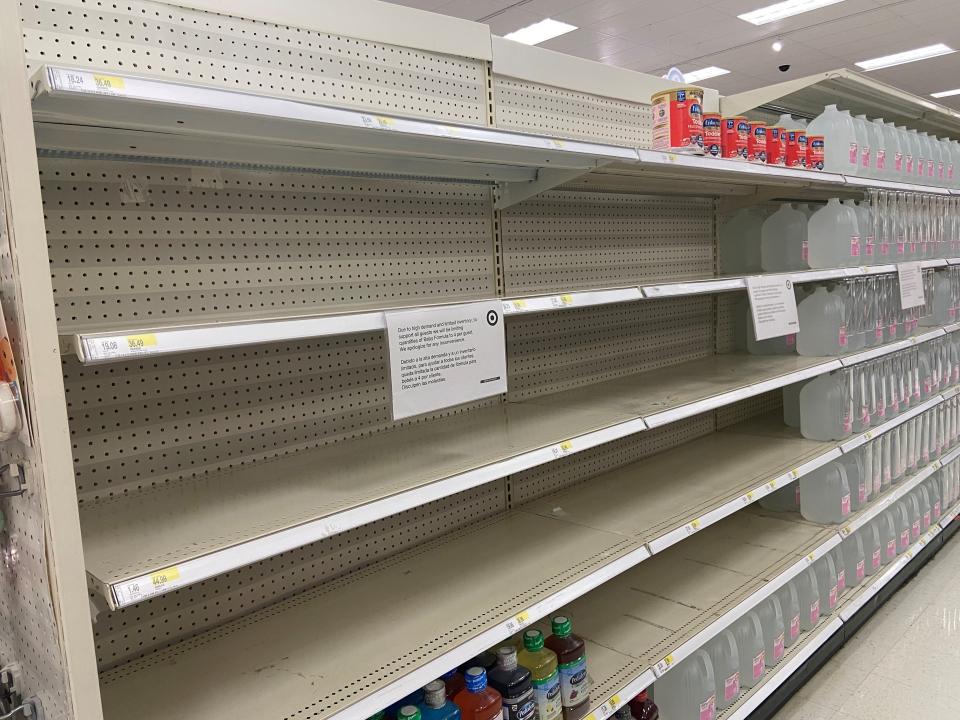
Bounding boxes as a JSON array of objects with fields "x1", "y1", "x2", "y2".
[
  {"x1": 432, "y1": 0, "x2": 521, "y2": 21},
  {"x1": 540, "y1": 29, "x2": 636, "y2": 61}
]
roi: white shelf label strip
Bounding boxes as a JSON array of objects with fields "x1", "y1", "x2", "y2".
[
  {"x1": 502, "y1": 287, "x2": 642, "y2": 314},
  {"x1": 840, "y1": 393, "x2": 944, "y2": 452}
]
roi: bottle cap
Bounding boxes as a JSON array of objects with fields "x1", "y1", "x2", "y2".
[
  {"x1": 397, "y1": 707, "x2": 421, "y2": 720},
  {"x1": 522, "y1": 629, "x2": 544, "y2": 652},
  {"x1": 464, "y1": 666, "x2": 487, "y2": 693},
  {"x1": 551, "y1": 615, "x2": 572, "y2": 637},
  {"x1": 423, "y1": 680, "x2": 446, "y2": 709},
  {"x1": 636, "y1": 690, "x2": 649, "y2": 702},
  {"x1": 496, "y1": 646, "x2": 518, "y2": 671}
]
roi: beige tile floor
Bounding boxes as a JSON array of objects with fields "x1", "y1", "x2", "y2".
[{"x1": 773, "y1": 531, "x2": 960, "y2": 720}]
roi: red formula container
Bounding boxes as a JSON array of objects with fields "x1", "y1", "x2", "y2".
[
  {"x1": 651, "y1": 86, "x2": 704, "y2": 154},
  {"x1": 703, "y1": 113, "x2": 722, "y2": 158},
  {"x1": 766, "y1": 126, "x2": 786, "y2": 166},
  {"x1": 784, "y1": 128, "x2": 808, "y2": 168},
  {"x1": 721, "y1": 116, "x2": 749, "y2": 160},
  {"x1": 748, "y1": 122, "x2": 767, "y2": 164},
  {"x1": 807, "y1": 135, "x2": 825, "y2": 171}
]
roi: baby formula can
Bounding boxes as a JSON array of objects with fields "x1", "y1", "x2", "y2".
[
  {"x1": 807, "y1": 135, "x2": 825, "y2": 171},
  {"x1": 721, "y1": 116, "x2": 749, "y2": 160},
  {"x1": 748, "y1": 122, "x2": 767, "y2": 164},
  {"x1": 703, "y1": 112, "x2": 722, "y2": 158},
  {"x1": 766, "y1": 126, "x2": 786, "y2": 166},
  {"x1": 651, "y1": 86, "x2": 705, "y2": 154}
]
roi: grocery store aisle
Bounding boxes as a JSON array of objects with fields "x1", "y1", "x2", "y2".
[{"x1": 773, "y1": 530, "x2": 960, "y2": 720}]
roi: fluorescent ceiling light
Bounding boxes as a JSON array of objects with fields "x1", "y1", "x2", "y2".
[
  {"x1": 738, "y1": 0, "x2": 846, "y2": 26},
  {"x1": 931, "y1": 88, "x2": 960, "y2": 99},
  {"x1": 683, "y1": 66, "x2": 730, "y2": 83},
  {"x1": 503, "y1": 18, "x2": 577, "y2": 45},
  {"x1": 856, "y1": 43, "x2": 955, "y2": 71}
]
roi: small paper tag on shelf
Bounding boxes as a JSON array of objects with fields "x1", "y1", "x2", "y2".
[
  {"x1": 550, "y1": 294, "x2": 575, "y2": 308},
  {"x1": 51, "y1": 68, "x2": 126, "y2": 96},
  {"x1": 85, "y1": 333, "x2": 159, "y2": 361},
  {"x1": 746, "y1": 275, "x2": 799, "y2": 341},
  {"x1": 897, "y1": 262, "x2": 925, "y2": 309}
]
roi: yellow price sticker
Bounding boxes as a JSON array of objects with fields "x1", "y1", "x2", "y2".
[
  {"x1": 745, "y1": 491, "x2": 754, "y2": 501},
  {"x1": 560, "y1": 294, "x2": 573, "y2": 305},
  {"x1": 126, "y1": 334, "x2": 158, "y2": 351},
  {"x1": 150, "y1": 566, "x2": 180, "y2": 588},
  {"x1": 376, "y1": 116, "x2": 394, "y2": 128},
  {"x1": 551, "y1": 139, "x2": 566, "y2": 149},
  {"x1": 768, "y1": 479, "x2": 777, "y2": 489},
  {"x1": 690, "y1": 519, "x2": 700, "y2": 530},
  {"x1": 515, "y1": 610, "x2": 530, "y2": 626},
  {"x1": 610, "y1": 695, "x2": 621, "y2": 708},
  {"x1": 92, "y1": 74, "x2": 125, "y2": 93},
  {"x1": 585, "y1": 714, "x2": 597, "y2": 720},
  {"x1": 512, "y1": 299, "x2": 527, "y2": 310},
  {"x1": 790, "y1": 468, "x2": 800, "y2": 479}
]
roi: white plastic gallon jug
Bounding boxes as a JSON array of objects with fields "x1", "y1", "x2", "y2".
[
  {"x1": 795, "y1": 566, "x2": 821, "y2": 632},
  {"x1": 761, "y1": 204, "x2": 808, "y2": 271},
  {"x1": 830, "y1": 546, "x2": 847, "y2": 596},
  {"x1": 719, "y1": 208, "x2": 765, "y2": 274},
  {"x1": 655, "y1": 649, "x2": 715, "y2": 720},
  {"x1": 854, "y1": 114, "x2": 877, "y2": 177},
  {"x1": 895, "y1": 500, "x2": 912, "y2": 553},
  {"x1": 916, "y1": 486, "x2": 932, "y2": 531},
  {"x1": 807, "y1": 104, "x2": 857, "y2": 174},
  {"x1": 842, "y1": 531, "x2": 866, "y2": 588},
  {"x1": 839, "y1": 451, "x2": 866, "y2": 511},
  {"x1": 871, "y1": 118, "x2": 889, "y2": 177},
  {"x1": 813, "y1": 554, "x2": 839, "y2": 616},
  {"x1": 731, "y1": 612, "x2": 765, "y2": 690},
  {"x1": 842, "y1": 199, "x2": 873, "y2": 263},
  {"x1": 799, "y1": 373, "x2": 850, "y2": 440},
  {"x1": 705, "y1": 630, "x2": 740, "y2": 711},
  {"x1": 807, "y1": 198, "x2": 859, "y2": 268},
  {"x1": 799, "y1": 460, "x2": 851, "y2": 524},
  {"x1": 797, "y1": 287, "x2": 847, "y2": 357},
  {"x1": 775, "y1": 580, "x2": 802, "y2": 648},
  {"x1": 884, "y1": 122, "x2": 904, "y2": 177},
  {"x1": 863, "y1": 522, "x2": 883, "y2": 576},
  {"x1": 755, "y1": 595, "x2": 785, "y2": 668}
]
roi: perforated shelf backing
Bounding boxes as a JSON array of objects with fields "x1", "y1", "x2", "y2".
[
  {"x1": 19, "y1": 0, "x2": 490, "y2": 125},
  {"x1": 492, "y1": 75, "x2": 652, "y2": 148},
  {"x1": 41, "y1": 159, "x2": 496, "y2": 335},
  {"x1": 500, "y1": 191, "x2": 715, "y2": 296}
]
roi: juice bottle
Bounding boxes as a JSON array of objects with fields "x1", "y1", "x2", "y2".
[
  {"x1": 518, "y1": 629, "x2": 562, "y2": 720},
  {"x1": 487, "y1": 647, "x2": 537, "y2": 720},
  {"x1": 628, "y1": 690, "x2": 658, "y2": 720},
  {"x1": 545, "y1": 616, "x2": 590, "y2": 720},
  {"x1": 443, "y1": 669, "x2": 465, "y2": 700},
  {"x1": 388, "y1": 690, "x2": 426, "y2": 719},
  {"x1": 454, "y1": 667, "x2": 502, "y2": 720},
  {"x1": 420, "y1": 680, "x2": 461, "y2": 720}
]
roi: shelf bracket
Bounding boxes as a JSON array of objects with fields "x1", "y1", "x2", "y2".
[
  {"x1": 494, "y1": 166, "x2": 596, "y2": 209},
  {"x1": 0, "y1": 465, "x2": 26, "y2": 499},
  {"x1": 0, "y1": 697, "x2": 42, "y2": 720}
]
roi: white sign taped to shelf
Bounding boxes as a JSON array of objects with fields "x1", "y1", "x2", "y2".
[
  {"x1": 746, "y1": 274, "x2": 799, "y2": 341},
  {"x1": 897, "y1": 262, "x2": 925, "y2": 309},
  {"x1": 386, "y1": 301, "x2": 507, "y2": 420}
]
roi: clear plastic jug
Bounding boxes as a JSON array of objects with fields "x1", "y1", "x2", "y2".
[
  {"x1": 719, "y1": 208, "x2": 765, "y2": 274},
  {"x1": 797, "y1": 287, "x2": 847, "y2": 356},
  {"x1": 705, "y1": 630, "x2": 739, "y2": 711},
  {"x1": 794, "y1": 566, "x2": 821, "y2": 632},
  {"x1": 807, "y1": 198, "x2": 860, "y2": 268},
  {"x1": 755, "y1": 595, "x2": 785, "y2": 668},
  {"x1": 654, "y1": 649, "x2": 715, "y2": 720},
  {"x1": 775, "y1": 580, "x2": 801, "y2": 648},
  {"x1": 799, "y1": 373, "x2": 851, "y2": 440},
  {"x1": 863, "y1": 522, "x2": 883, "y2": 575},
  {"x1": 807, "y1": 104, "x2": 857, "y2": 174},
  {"x1": 813, "y1": 554, "x2": 839, "y2": 616},
  {"x1": 731, "y1": 612, "x2": 765, "y2": 690},
  {"x1": 842, "y1": 531, "x2": 866, "y2": 588},
  {"x1": 799, "y1": 460, "x2": 851, "y2": 524},
  {"x1": 761, "y1": 204, "x2": 808, "y2": 271}
]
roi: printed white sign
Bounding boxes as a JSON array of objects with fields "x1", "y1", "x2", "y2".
[
  {"x1": 746, "y1": 274, "x2": 799, "y2": 341},
  {"x1": 386, "y1": 301, "x2": 507, "y2": 420},
  {"x1": 897, "y1": 262, "x2": 925, "y2": 309}
]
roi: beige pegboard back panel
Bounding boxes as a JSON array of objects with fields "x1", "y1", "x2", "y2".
[
  {"x1": 92, "y1": 480, "x2": 506, "y2": 670},
  {"x1": 715, "y1": 390, "x2": 784, "y2": 429},
  {"x1": 716, "y1": 292, "x2": 744, "y2": 355},
  {"x1": 500, "y1": 191, "x2": 714, "y2": 295},
  {"x1": 506, "y1": 296, "x2": 715, "y2": 400},
  {"x1": 493, "y1": 75, "x2": 652, "y2": 148},
  {"x1": 19, "y1": 0, "x2": 490, "y2": 125},
  {"x1": 41, "y1": 159, "x2": 496, "y2": 334}
]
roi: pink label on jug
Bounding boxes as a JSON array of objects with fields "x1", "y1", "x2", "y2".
[
  {"x1": 865, "y1": 241, "x2": 874, "y2": 256},
  {"x1": 724, "y1": 673, "x2": 740, "y2": 701},
  {"x1": 925, "y1": 377, "x2": 933, "y2": 395},
  {"x1": 880, "y1": 242, "x2": 890, "y2": 256},
  {"x1": 935, "y1": 500, "x2": 942, "y2": 518},
  {"x1": 888, "y1": 322, "x2": 898, "y2": 337},
  {"x1": 841, "y1": 493, "x2": 851, "y2": 515},
  {"x1": 901, "y1": 529, "x2": 910, "y2": 547},
  {"x1": 924, "y1": 511, "x2": 931, "y2": 529},
  {"x1": 786, "y1": 333, "x2": 796, "y2": 347},
  {"x1": 810, "y1": 599, "x2": 820, "y2": 625},
  {"x1": 850, "y1": 237, "x2": 860, "y2": 257},
  {"x1": 875, "y1": 324, "x2": 885, "y2": 340},
  {"x1": 752, "y1": 652, "x2": 765, "y2": 681},
  {"x1": 843, "y1": 414, "x2": 853, "y2": 433},
  {"x1": 896, "y1": 152, "x2": 903, "y2": 171},
  {"x1": 887, "y1": 539, "x2": 897, "y2": 559},
  {"x1": 877, "y1": 149, "x2": 886, "y2": 169},
  {"x1": 837, "y1": 569, "x2": 846, "y2": 593},
  {"x1": 774, "y1": 632, "x2": 784, "y2": 662},
  {"x1": 906, "y1": 156, "x2": 914, "y2": 173},
  {"x1": 700, "y1": 695, "x2": 716, "y2": 720},
  {"x1": 878, "y1": 403, "x2": 886, "y2": 419},
  {"x1": 849, "y1": 143, "x2": 858, "y2": 165},
  {"x1": 951, "y1": 307, "x2": 957, "y2": 320},
  {"x1": 857, "y1": 558, "x2": 865, "y2": 580},
  {"x1": 910, "y1": 242, "x2": 917, "y2": 254},
  {"x1": 897, "y1": 242, "x2": 906, "y2": 255},
  {"x1": 928, "y1": 160, "x2": 935, "y2": 176},
  {"x1": 862, "y1": 146, "x2": 871, "y2": 167},
  {"x1": 939, "y1": 162, "x2": 945, "y2": 180},
  {"x1": 859, "y1": 480, "x2": 867, "y2": 503},
  {"x1": 912, "y1": 520, "x2": 920, "y2": 540},
  {"x1": 839, "y1": 326, "x2": 848, "y2": 347},
  {"x1": 801, "y1": 239, "x2": 809, "y2": 262},
  {"x1": 790, "y1": 615, "x2": 800, "y2": 640},
  {"x1": 829, "y1": 585, "x2": 838, "y2": 609},
  {"x1": 873, "y1": 547, "x2": 882, "y2": 569}
]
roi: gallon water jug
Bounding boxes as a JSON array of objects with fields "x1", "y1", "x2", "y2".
[
  {"x1": 842, "y1": 531, "x2": 866, "y2": 588},
  {"x1": 731, "y1": 612, "x2": 765, "y2": 690},
  {"x1": 797, "y1": 287, "x2": 847, "y2": 356},
  {"x1": 831, "y1": 546, "x2": 847, "y2": 596},
  {"x1": 871, "y1": 118, "x2": 889, "y2": 178},
  {"x1": 807, "y1": 198, "x2": 860, "y2": 268},
  {"x1": 923, "y1": 273, "x2": 953, "y2": 327},
  {"x1": 906, "y1": 493, "x2": 922, "y2": 542},
  {"x1": 813, "y1": 554, "x2": 839, "y2": 616},
  {"x1": 719, "y1": 208, "x2": 765, "y2": 274},
  {"x1": 761, "y1": 204, "x2": 808, "y2": 271},
  {"x1": 782, "y1": 380, "x2": 805, "y2": 428},
  {"x1": 921, "y1": 132, "x2": 937, "y2": 181},
  {"x1": 916, "y1": 486, "x2": 932, "y2": 531},
  {"x1": 842, "y1": 199, "x2": 873, "y2": 263},
  {"x1": 799, "y1": 372, "x2": 850, "y2": 440},
  {"x1": 755, "y1": 595, "x2": 785, "y2": 668},
  {"x1": 894, "y1": 501, "x2": 911, "y2": 554},
  {"x1": 807, "y1": 104, "x2": 857, "y2": 174},
  {"x1": 776, "y1": 580, "x2": 802, "y2": 649},
  {"x1": 705, "y1": 630, "x2": 739, "y2": 711},
  {"x1": 907, "y1": 129, "x2": 923, "y2": 179},
  {"x1": 799, "y1": 460, "x2": 850, "y2": 524},
  {"x1": 795, "y1": 565, "x2": 821, "y2": 632},
  {"x1": 884, "y1": 122, "x2": 904, "y2": 178},
  {"x1": 863, "y1": 522, "x2": 883, "y2": 576},
  {"x1": 654, "y1": 650, "x2": 715, "y2": 720},
  {"x1": 740, "y1": 298, "x2": 798, "y2": 355},
  {"x1": 854, "y1": 114, "x2": 877, "y2": 177},
  {"x1": 758, "y1": 482, "x2": 801, "y2": 512},
  {"x1": 839, "y1": 451, "x2": 866, "y2": 511},
  {"x1": 927, "y1": 476, "x2": 943, "y2": 522}
]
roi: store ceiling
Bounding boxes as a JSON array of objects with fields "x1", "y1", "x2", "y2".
[{"x1": 386, "y1": 0, "x2": 960, "y2": 107}]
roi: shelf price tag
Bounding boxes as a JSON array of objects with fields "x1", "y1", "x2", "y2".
[
  {"x1": 150, "y1": 566, "x2": 180, "y2": 589},
  {"x1": 551, "y1": 440, "x2": 574, "y2": 459},
  {"x1": 85, "y1": 333, "x2": 159, "y2": 361},
  {"x1": 655, "y1": 654, "x2": 674, "y2": 674},
  {"x1": 51, "y1": 68, "x2": 126, "y2": 96},
  {"x1": 550, "y1": 294, "x2": 575, "y2": 308},
  {"x1": 505, "y1": 610, "x2": 530, "y2": 633}
]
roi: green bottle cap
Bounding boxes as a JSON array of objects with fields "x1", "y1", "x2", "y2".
[
  {"x1": 397, "y1": 706, "x2": 421, "y2": 720},
  {"x1": 523, "y1": 629, "x2": 544, "y2": 651},
  {"x1": 551, "y1": 615, "x2": 572, "y2": 637}
]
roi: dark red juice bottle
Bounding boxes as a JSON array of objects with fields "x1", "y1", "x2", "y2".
[
  {"x1": 629, "y1": 690, "x2": 659, "y2": 720},
  {"x1": 544, "y1": 616, "x2": 589, "y2": 720}
]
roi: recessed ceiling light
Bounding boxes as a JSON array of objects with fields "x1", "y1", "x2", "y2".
[
  {"x1": 931, "y1": 88, "x2": 960, "y2": 99},
  {"x1": 683, "y1": 66, "x2": 731, "y2": 83},
  {"x1": 503, "y1": 18, "x2": 578, "y2": 46},
  {"x1": 772, "y1": 39, "x2": 784, "y2": 52},
  {"x1": 855, "y1": 43, "x2": 955, "y2": 71},
  {"x1": 738, "y1": 0, "x2": 847, "y2": 26}
]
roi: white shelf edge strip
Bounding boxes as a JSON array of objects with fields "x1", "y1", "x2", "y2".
[
  {"x1": 725, "y1": 617, "x2": 845, "y2": 720},
  {"x1": 839, "y1": 524, "x2": 943, "y2": 621},
  {"x1": 839, "y1": 393, "x2": 944, "y2": 452},
  {"x1": 647, "y1": 448, "x2": 843, "y2": 556},
  {"x1": 586, "y1": 669, "x2": 658, "y2": 720},
  {"x1": 502, "y1": 287, "x2": 643, "y2": 315},
  {"x1": 940, "y1": 498, "x2": 960, "y2": 527},
  {"x1": 633, "y1": 148, "x2": 846, "y2": 185},
  {"x1": 652, "y1": 533, "x2": 841, "y2": 678},
  {"x1": 110, "y1": 416, "x2": 649, "y2": 607},
  {"x1": 327, "y1": 543, "x2": 651, "y2": 720}
]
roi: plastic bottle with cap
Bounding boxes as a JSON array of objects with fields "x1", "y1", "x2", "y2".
[
  {"x1": 443, "y1": 670, "x2": 465, "y2": 700},
  {"x1": 755, "y1": 595, "x2": 785, "y2": 668},
  {"x1": 419, "y1": 681, "x2": 461, "y2": 720},
  {"x1": 842, "y1": 530, "x2": 867, "y2": 588},
  {"x1": 799, "y1": 459, "x2": 851, "y2": 524},
  {"x1": 518, "y1": 629, "x2": 562, "y2": 720},
  {"x1": 389, "y1": 690, "x2": 427, "y2": 719},
  {"x1": 797, "y1": 286, "x2": 847, "y2": 356},
  {"x1": 545, "y1": 616, "x2": 589, "y2": 720},
  {"x1": 807, "y1": 198, "x2": 860, "y2": 268},
  {"x1": 761, "y1": 203, "x2": 808, "y2": 271},
  {"x1": 654, "y1": 649, "x2": 715, "y2": 720},
  {"x1": 807, "y1": 104, "x2": 857, "y2": 173},
  {"x1": 813, "y1": 554, "x2": 839, "y2": 617},
  {"x1": 706, "y1": 629, "x2": 740, "y2": 710},
  {"x1": 732, "y1": 612, "x2": 766, "y2": 690},
  {"x1": 628, "y1": 689, "x2": 658, "y2": 720},
  {"x1": 454, "y1": 668, "x2": 503, "y2": 720},
  {"x1": 487, "y1": 647, "x2": 535, "y2": 720},
  {"x1": 399, "y1": 706, "x2": 423, "y2": 720}
]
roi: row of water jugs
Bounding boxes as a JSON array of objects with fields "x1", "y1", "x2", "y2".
[
  {"x1": 787, "y1": 336, "x2": 959, "y2": 441},
  {"x1": 735, "y1": 274, "x2": 940, "y2": 357},
  {"x1": 654, "y1": 459, "x2": 960, "y2": 720},
  {"x1": 769, "y1": 395, "x2": 958, "y2": 523},
  {"x1": 721, "y1": 196, "x2": 960, "y2": 274},
  {"x1": 802, "y1": 105, "x2": 959, "y2": 186}
]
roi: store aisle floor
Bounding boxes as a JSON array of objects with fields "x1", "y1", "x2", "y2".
[{"x1": 773, "y1": 529, "x2": 960, "y2": 720}]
